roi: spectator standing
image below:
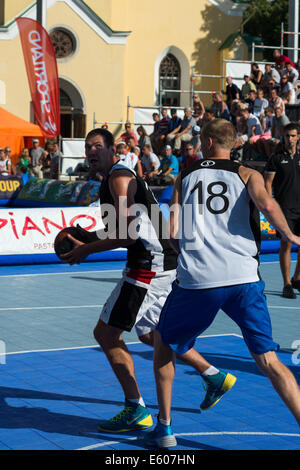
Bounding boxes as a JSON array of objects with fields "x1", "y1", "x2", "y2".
[
  {"x1": 166, "y1": 107, "x2": 196, "y2": 153},
  {"x1": 49, "y1": 142, "x2": 63, "y2": 179},
  {"x1": 264, "y1": 123, "x2": 300, "y2": 298},
  {"x1": 17, "y1": 148, "x2": 31, "y2": 175},
  {"x1": 150, "y1": 109, "x2": 170, "y2": 157},
  {"x1": 150, "y1": 112, "x2": 161, "y2": 155},
  {"x1": 29, "y1": 138, "x2": 45, "y2": 178},
  {"x1": 0, "y1": 147, "x2": 12, "y2": 176},
  {"x1": 4, "y1": 147, "x2": 13, "y2": 173},
  {"x1": 251, "y1": 62, "x2": 263, "y2": 87},
  {"x1": 224, "y1": 76, "x2": 240, "y2": 110},
  {"x1": 241, "y1": 75, "x2": 257, "y2": 100}
]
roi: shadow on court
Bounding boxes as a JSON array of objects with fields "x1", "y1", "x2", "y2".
[{"x1": 129, "y1": 348, "x2": 300, "y2": 384}]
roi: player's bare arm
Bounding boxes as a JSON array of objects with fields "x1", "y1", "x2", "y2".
[
  {"x1": 169, "y1": 173, "x2": 182, "y2": 253},
  {"x1": 61, "y1": 170, "x2": 137, "y2": 264}
]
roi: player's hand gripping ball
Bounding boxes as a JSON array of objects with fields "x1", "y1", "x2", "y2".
[{"x1": 54, "y1": 226, "x2": 90, "y2": 260}]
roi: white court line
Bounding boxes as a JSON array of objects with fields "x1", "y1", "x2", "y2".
[
  {"x1": 0, "y1": 257, "x2": 291, "y2": 278},
  {"x1": 76, "y1": 431, "x2": 300, "y2": 450},
  {"x1": 269, "y1": 305, "x2": 300, "y2": 310},
  {"x1": 0, "y1": 269, "x2": 123, "y2": 278},
  {"x1": 0, "y1": 304, "x2": 103, "y2": 311},
  {"x1": 3, "y1": 333, "x2": 243, "y2": 356}
]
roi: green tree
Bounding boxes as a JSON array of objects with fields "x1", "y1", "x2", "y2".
[{"x1": 243, "y1": 0, "x2": 289, "y2": 60}]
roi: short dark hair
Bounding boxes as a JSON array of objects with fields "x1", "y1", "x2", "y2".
[
  {"x1": 85, "y1": 128, "x2": 114, "y2": 148},
  {"x1": 284, "y1": 122, "x2": 300, "y2": 134}
]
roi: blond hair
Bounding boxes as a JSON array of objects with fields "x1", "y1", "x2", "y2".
[{"x1": 201, "y1": 119, "x2": 236, "y2": 150}]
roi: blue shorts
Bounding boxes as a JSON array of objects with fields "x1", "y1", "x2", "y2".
[{"x1": 157, "y1": 280, "x2": 277, "y2": 355}]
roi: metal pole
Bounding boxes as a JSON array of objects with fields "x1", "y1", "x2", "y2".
[
  {"x1": 36, "y1": 0, "x2": 47, "y2": 27},
  {"x1": 126, "y1": 96, "x2": 130, "y2": 122},
  {"x1": 288, "y1": 0, "x2": 299, "y2": 62},
  {"x1": 281, "y1": 22, "x2": 284, "y2": 55},
  {"x1": 251, "y1": 42, "x2": 255, "y2": 62}
]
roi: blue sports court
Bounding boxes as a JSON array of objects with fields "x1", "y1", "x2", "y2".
[{"x1": 0, "y1": 253, "x2": 299, "y2": 451}]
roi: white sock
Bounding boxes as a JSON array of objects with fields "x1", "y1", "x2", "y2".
[
  {"x1": 159, "y1": 416, "x2": 171, "y2": 426},
  {"x1": 127, "y1": 397, "x2": 146, "y2": 407},
  {"x1": 202, "y1": 366, "x2": 220, "y2": 377}
]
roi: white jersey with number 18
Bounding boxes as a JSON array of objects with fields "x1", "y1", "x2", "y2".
[{"x1": 177, "y1": 159, "x2": 261, "y2": 289}]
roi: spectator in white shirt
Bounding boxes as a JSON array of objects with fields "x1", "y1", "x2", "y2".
[
  {"x1": 141, "y1": 144, "x2": 161, "y2": 183},
  {"x1": 253, "y1": 88, "x2": 269, "y2": 120}
]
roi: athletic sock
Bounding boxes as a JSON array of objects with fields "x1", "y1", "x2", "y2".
[
  {"x1": 127, "y1": 397, "x2": 146, "y2": 407},
  {"x1": 201, "y1": 366, "x2": 220, "y2": 377},
  {"x1": 159, "y1": 416, "x2": 171, "y2": 426}
]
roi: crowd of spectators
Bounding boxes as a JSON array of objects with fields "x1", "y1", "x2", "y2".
[
  {"x1": 108, "y1": 50, "x2": 300, "y2": 187},
  {"x1": 0, "y1": 138, "x2": 62, "y2": 180},
  {"x1": 2, "y1": 50, "x2": 299, "y2": 187}
]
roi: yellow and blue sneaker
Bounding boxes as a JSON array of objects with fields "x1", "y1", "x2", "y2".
[
  {"x1": 143, "y1": 418, "x2": 177, "y2": 448},
  {"x1": 97, "y1": 399, "x2": 153, "y2": 433},
  {"x1": 200, "y1": 371, "x2": 236, "y2": 411}
]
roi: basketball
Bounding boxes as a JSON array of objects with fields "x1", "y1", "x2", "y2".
[{"x1": 54, "y1": 226, "x2": 90, "y2": 260}]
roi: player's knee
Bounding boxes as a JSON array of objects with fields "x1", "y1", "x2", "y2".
[{"x1": 252, "y1": 351, "x2": 279, "y2": 374}]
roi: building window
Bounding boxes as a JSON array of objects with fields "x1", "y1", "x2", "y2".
[
  {"x1": 50, "y1": 28, "x2": 76, "y2": 59},
  {"x1": 159, "y1": 53, "x2": 181, "y2": 107}
]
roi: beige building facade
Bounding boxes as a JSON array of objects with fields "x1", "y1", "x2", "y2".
[{"x1": 0, "y1": 0, "x2": 249, "y2": 145}]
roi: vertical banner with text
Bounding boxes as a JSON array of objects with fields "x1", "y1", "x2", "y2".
[{"x1": 16, "y1": 17, "x2": 60, "y2": 138}]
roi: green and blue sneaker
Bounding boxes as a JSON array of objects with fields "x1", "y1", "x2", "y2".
[
  {"x1": 97, "y1": 399, "x2": 153, "y2": 433},
  {"x1": 200, "y1": 371, "x2": 236, "y2": 411},
  {"x1": 143, "y1": 418, "x2": 177, "y2": 448}
]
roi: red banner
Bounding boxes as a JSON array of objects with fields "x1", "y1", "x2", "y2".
[{"x1": 16, "y1": 17, "x2": 60, "y2": 138}]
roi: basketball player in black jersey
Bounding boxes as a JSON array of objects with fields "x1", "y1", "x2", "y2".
[{"x1": 61, "y1": 128, "x2": 236, "y2": 434}]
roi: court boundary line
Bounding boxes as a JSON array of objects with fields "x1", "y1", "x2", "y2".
[
  {"x1": 3, "y1": 333, "x2": 243, "y2": 356},
  {"x1": 0, "y1": 269, "x2": 124, "y2": 278},
  {"x1": 76, "y1": 431, "x2": 300, "y2": 451},
  {"x1": 0, "y1": 257, "x2": 294, "y2": 278}
]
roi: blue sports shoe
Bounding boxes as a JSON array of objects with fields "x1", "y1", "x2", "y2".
[
  {"x1": 97, "y1": 399, "x2": 153, "y2": 433},
  {"x1": 143, "y1": 418, "x2": 177, "y2": 448},
  {"x1": 200, "y1": 371, "x2": 236, "y2": 411}
]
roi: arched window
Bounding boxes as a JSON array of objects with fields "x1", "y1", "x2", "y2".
[{"x1": 159, "y1": 53, "x2": 181, "y2": 106}]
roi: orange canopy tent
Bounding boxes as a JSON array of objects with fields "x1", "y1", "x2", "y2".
[{"x1": 0, "y1": 107, "x2": 44, "y2": 166}]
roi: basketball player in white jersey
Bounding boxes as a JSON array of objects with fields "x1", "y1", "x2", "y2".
[
  {"x1": 61, "y1": 128, "x2": 236, "y2": 434},
  {"x1": 146, "y1": 119, "x2": 300, "y2": 448}
]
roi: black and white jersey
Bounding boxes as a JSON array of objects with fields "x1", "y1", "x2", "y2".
[
  {"x1": 99, "y1": 161, "x2": 177, "y2": 272},
  {"x1": 177, "y1": 159, "x2": 261, "y2": 289}
]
